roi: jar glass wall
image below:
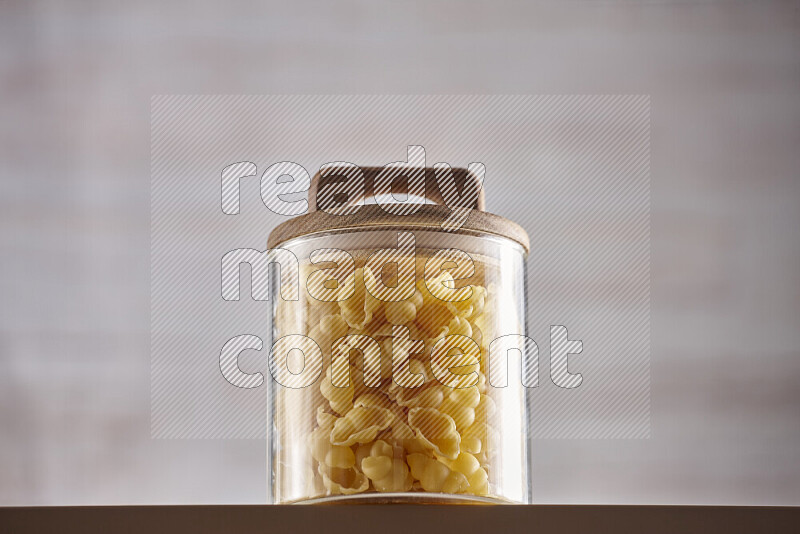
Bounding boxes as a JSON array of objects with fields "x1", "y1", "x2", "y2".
[{"x1": 268, "y1": 230, "x2": 529, "y2": 504}]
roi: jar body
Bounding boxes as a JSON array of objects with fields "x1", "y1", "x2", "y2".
[{"x1": 268, "y1": 230, "x2": 529, "y2": 504}]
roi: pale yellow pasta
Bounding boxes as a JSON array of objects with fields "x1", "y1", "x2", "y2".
[
  {"x1": 471, "y1": 284, "x2": 497, "y2": 339},
  {"x1": 319, "y1": 313, "x2": 349, "y2": 340},
  {"x1": 473, "y1": 424, "x2": 498, "y2": 467},
  {"x1": 410, "y1": 289, "x2": 424, "y2": 310},
  {"x1": 360, "y1": 440, "x2": 413, "y2": 492},
  {"x1": 459, "y1": 432, "x2": 482, "y2": 455},
  {"x1": 384, "y1": 300, "x2": 417, "y2": 325},
  {"x1": 442, "y1": 452, "x2": 489, "y2": 496},
  {"x1": 338, "y1": 268, "x2": 377, "y2": 329},
  {"x1": 354, "y1": 442, "x2": 372, "y2": 468},
  {"x1": 308, "y1": 409, "x2": 357, "y2": 476},
  {"x1": 294, "y1": 255, "x2": 510, "y2": 500},
  {"x1": 415, "y1": 302, "x2": 451, "y2": 342},
  {"x1": 316, "y1": 405, "x2": 337, "y2": 430},
  {"x1": 424, "y1": 270, "x2": 457, "y2": 302},
  {"x1": 407, "y1": 407, "x2": 461, "y2": 460},
  {"x1": 353, "y1": 392, "x2": 406, "y2": 423},
  {"x1": 325, "y1": 445, "x2": 356, "y2": 469},
  {"x1": 330, "y1": 405, "x2": 394, "y2": 447},
  {"x1": 318, "y1": 464, "x2": 370, "y2": 495},
  {"x1": 395, "y1": 385, "x2": 444, "y2": 410},
  {"x1": 459, "y1": 394, "x2": 489, "y2": 451},
  {"x1": 305, "y1": 299, "x2": 340, "y2": 330},
  {"x1": 446, "y1": 284, "x2": 486, "y2": 320},
  {"x1": 319, "y1": 364, "x2": 354, "y2": 416},
  {"x1": 386, "y1": 359, "x2": 434, "y2": 404},
  {"x1": 406, "y1": 453, "x2": 469, "y2": 494},
  {"x1": 333, "y1": 335, "x2": 385, "y2": 386},
  {"x1": 387, "y1": 418, "x2": 415, "y2": 444},
  {"x1": 439, "y1": 386, "x2": 480, "y2": 431},
  {"x1": 309, "y1": 418, "x2": 335, "y2": 465},
  {"x1": 447, "y1": 315, "x2": 473, "y2": 338},
  {"x1": 429, "y1": 335, "x2": 480, "y2": 390}
]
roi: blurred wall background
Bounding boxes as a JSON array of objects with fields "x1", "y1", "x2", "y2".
[{"x1": 1, "y1": 0, "x2": 798, "y2": 505}]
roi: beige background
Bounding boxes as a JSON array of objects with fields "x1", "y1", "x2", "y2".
[{"x1": 1, "y1": 0, "x2": 799, "y2": 504}]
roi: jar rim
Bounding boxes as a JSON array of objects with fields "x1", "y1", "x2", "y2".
[{"x1": 267, "y1": 204, "x2": 530, "y2": 253}]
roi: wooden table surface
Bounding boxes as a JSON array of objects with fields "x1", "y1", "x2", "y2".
[{"x1": 1, "y1": 505, "x2": 797, "y2": 533}]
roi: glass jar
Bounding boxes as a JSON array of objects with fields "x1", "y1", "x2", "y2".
[{"x1": 267, "y1": 168, "x2": 530, "y2": 504}]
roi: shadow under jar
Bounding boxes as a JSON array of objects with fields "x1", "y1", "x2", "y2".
[{"x1": 267, "y1": 167, "x2": 531, "y2": 504}]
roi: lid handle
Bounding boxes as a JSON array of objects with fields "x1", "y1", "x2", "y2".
[{"x1": 308, "y1": 166, "x2": 485, "y2": 213}]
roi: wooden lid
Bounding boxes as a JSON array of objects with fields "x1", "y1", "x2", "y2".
[{"x1": 268, "y1": 166, "x2": 529, "y2": 253}]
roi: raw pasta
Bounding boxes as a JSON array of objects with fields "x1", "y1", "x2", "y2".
[{"x1": 276, "y1": 253, "x2": 510, "y2": 500}]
